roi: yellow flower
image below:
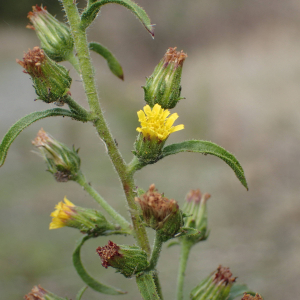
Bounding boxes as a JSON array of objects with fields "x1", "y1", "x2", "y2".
[
  {"x1": 136, "y1": 104, "x2": 184, "y2": 141},
  {"x1": 49, "y1": 197, "x2": 75, "y2": 229}
]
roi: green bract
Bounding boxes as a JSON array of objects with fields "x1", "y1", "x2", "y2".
[
  {"x1": 28, "y1": 5, "x2": 74, "y2": 62},
  {"x1": 17, "y1": 47, "x2": 72, "y2": 105},
  {"x1": 143, "y1": 47, "x2": 187, "y2": 109},
  {"x1": 32, "y1": 128, "x2": 80, "y2": 181}
]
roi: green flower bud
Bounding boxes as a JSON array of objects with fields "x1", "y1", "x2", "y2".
[
  {"x1": 134, "y1": 104, "x2": 184, "y2": 164},
  {"x1": 17, "y1": 47, "x2": 72, "y2": 105},
  {"x1": 24, "y1": 285, "x2": 67, "y2": 300},
  {"x1": 49, "y1": 197, "x2": 117, "y2": 236},
  {"x1": 182, "y1": 189, "x2": 211, "y2": 244},
  {"x1": 27, "y1": 5, "x2": 74, "y2": 62},
  {"x1": 135, "y1": 184, "x2": 183, "y2": 242},
  {"x1": 96, "y1": 241, "x2": 149, "y2": 277},
  {"x1": 32, "y1": 128, "x2": 80, "y2": 181},
  {"x1": 190, "y1": 265, "x2": 236, "y2": 300},
  {"x1": 143, "y1": 47, "x2": 187, "y2": 109}
]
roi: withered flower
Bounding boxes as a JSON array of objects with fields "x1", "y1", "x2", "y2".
[{"x1": 135, "y1": 184, "x2": 183, "y2": 241}]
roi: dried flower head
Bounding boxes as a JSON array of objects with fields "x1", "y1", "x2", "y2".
[
  {"x1": 190, "y1": 265, "x2": 236, "y2": 300},
  {"x1": 24, "y1": 285, "x2": 47, "y2": 300},
  {"x1": 163, "y1": 47, "x2": 187, "y2": 68},
  {"x1": 136, "y1": 104, "x2": 184, "y2": 141},
  {"x1": 96, "y1": 241, "x2": 149, "y2": 277},
  {"x1": 17, "y1": 48, "x2": 72, "y2": 104},
  {"x1": 96, "y1": 240, "x2": 122, "y2": 268},
  {"x1": 135, "y1": 184, "x2": 183, "y2": 241},
  {"x1": 16, "y1": 47, "x2": 45, "y2": 77},
  {"x1": 241, "y1": 293, "x2": 263, "y2": 300},
  {"x1": 135, "y1": 184, "x2": 179, "y2": 227},
  {"x1": 24, "y1": 285, "x2": 65, "y2": 300},
  {"x1": 213, "y1": 265, "x2": 237, "y2": 286}
]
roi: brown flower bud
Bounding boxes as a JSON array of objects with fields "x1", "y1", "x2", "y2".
[
  {"x1": 135, "y1": 184, "x2": 183, "y2": 241},
  {"x1": 96, "y1": 241, "x2": 149, "y2": 277}
]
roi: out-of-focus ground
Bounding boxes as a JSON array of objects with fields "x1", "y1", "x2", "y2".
[{"x1": 1, "y1": 0, "x2": 300, "y2": 299}]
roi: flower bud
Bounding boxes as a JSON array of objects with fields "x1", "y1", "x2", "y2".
[
  {"x1": 143, "y1": 47, "x2": 187, "y2": 109},
  {"x1": 182, "y1": 189, "x2": 211, "y2": 244},
  {"x1": 50, "y1": 197, "x2": 116, "y2": 236},
  {"x1": 17, "y1": 47, "x2": 72, "y2": 105},
  {"x1": 27, "y1": 5, "x2": 74, "y2": 62},
  {"x1": 96, "y1": 241, "x2": 149, "y2": 277},
  {"x1": 241, "y1": 294, "x2": 263, "y2": 300},
  {"x1": 134, "y1": 104, "x2": 184, "y2": 164},
  {"x1": 135, "y1": 184, "x2": 183, "y2": 241},
  {"x1": 190, "y1": 265, "x2": 236, "y2": 300},
  {"x1": 32, "y1": 128, "x2": 80, "y2": 181},
  {"x1": 24, "y1": 285, "x2": 66, "y2": 300}
]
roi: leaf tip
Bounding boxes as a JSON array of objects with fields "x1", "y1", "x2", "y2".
[{"x1": 147, "y1": 24, "x2": 155, "y2": 38}]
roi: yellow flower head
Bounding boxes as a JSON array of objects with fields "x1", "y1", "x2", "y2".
[
  {"x1": 49, "y1": 197, "x2": 75, "y2": 229},
  {"x1": 136, "y1": 104, "x2": 184, "y2": 141}
]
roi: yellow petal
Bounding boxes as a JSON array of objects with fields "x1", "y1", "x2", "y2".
[{"x1": 63, "y1": 197, "x2": 74, "y2": 207}]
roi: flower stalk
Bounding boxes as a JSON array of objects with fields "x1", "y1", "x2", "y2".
[{"x1": 75, "y1": 172, "x2": 131, "y2": 233}]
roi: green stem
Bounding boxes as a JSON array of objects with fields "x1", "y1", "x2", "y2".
[
  {"x1": 61, "y1": 0, "x2": 151, "y2": 255},
  {"x1": 146, "y1": 234, "x2": 163, "y2": 271},
  {"x1": 153, "y1": 271, "x2": 164, "y2": 300},
  {"x1": 76, "y1": 172, "x2": 131, "y2": 232},
  {"x1": 64, "y1": 95, "x2": 90, "y2": 119},
  {"x1": 67, "y1": 52, "x2": 81, "y2": 74},
  {"x1": 176, "y1": 241, "x2": 193, "y2": 300},
  {"x1": 127, "y1": 155, "x2": 146, "y2": 174}
]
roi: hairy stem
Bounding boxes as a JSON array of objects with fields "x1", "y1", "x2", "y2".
[
  {"x1": 76, "y1": 172, "x2": 131, "y2": 232},
  {"x1": 67, "y1": 52, "x2": 81, "y2": 74},
  {"x1": 176, "y1": 241, "x2": 193, "y2": 300},
  {"x1": 61, "y1": 0, "x2": 150, "y2": 254},
  {"x1": 64, "y1": 95, "x2": 90, "y2": 119},
  {"x1": 146, "y1": 234, "x2": 163, "y2": 271}
]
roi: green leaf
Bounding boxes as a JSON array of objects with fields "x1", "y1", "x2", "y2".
[
  {"x1": 73, "y1": 236, "x2": 126, "y2": 295},
  {"x1": 89, "y1": 42, "x2": 124, "y2": 80},
  {"x1": 75, "y1": 286, "x2": 88, "y2": 300},
  {"x1": 227, "y1": 284, "x2": 257, "y2": 300},
  {"x1": 136, "y1": 273, "x2": 160, "y2": 300},
  {"x1": 161, "y1": 140, "x2": 248, "y2": 190},
  {"x1": 0, "y1": 108, "x2": 83, "y2": 168},
  {"x1": 81, "y1": 0, "x2": 154, "y2": 37}
]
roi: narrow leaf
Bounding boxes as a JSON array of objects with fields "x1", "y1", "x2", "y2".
[
  {"x1": 73, "y1": 236, "x2": 126, "y2": 295},
  {"x1": 81, "y1": 0, "x2": 154, "y2": 36},
  {"x1": 89, "y1": 42, "x2": 124, "y2": 80},
  {"x1": 75, "y1": 286, "x2": 88, "y2": 300},
  {"x1": 136, "y1": 273, "x2": 160, "y2": 300},
  {"x1": 161, "y1": 140, "x2": 248, "y2": 190},
  {"x1": 227, "y1": 284, "x2": 257, "y2": 300},
  {"x1": 0, "y1": 108, "x2": 82, "y2": 168}
]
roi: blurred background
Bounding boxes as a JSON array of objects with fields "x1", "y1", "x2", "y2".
[{"x1": 1, "y1": 0, "x2": 300, "y2": 299}]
